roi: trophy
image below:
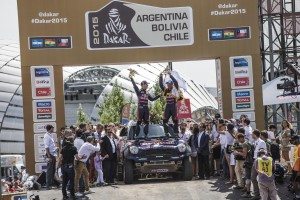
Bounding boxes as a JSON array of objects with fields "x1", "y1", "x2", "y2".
[{"x1": 128, "y1": 68, "x2": 137, "y2": 78}]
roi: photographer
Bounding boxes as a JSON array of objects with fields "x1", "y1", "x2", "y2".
[{"x1": 233, "y1": 132, "x2": 246, "y2": 190}]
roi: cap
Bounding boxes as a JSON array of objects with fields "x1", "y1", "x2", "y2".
[
  {"x1": 141, "y1": 80, "x2": 149, "y2": 85},
  {"x1": 46, "y1": 124, "x2": 54, "y2": 131}
]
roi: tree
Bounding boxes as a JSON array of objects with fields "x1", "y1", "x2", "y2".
[
  {"x1": 150, "y1": 82, "x2": 165, "y2": 124},
  {"x1": 77, "y1": 103, "x2": 88, "y2": 125},
  {"x1": 98, "y1": 80, "x2": 125, "y2": 124}
]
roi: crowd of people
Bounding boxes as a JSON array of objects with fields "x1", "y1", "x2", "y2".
[
  {"x1": 40, "y1": 72, "x2": 300, "y2": 200},
  {"x1": 41, "y1": 115, "x2": 300, "y2": 200}
]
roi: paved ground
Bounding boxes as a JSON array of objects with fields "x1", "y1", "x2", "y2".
[{"x1": 31, "y1": 177, "x2": 295, "y2": 200}]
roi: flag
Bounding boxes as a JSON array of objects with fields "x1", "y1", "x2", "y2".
[{"x1": 164, "y1": 70, "x2": 187, "y2": 91}]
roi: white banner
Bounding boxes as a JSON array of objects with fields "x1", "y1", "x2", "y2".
[{"x1": 85, "y1": 0, "x2": 194, "y2": 50}]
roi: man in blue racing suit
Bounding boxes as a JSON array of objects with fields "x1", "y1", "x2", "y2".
[{"x1": 130, "y1": 75, "x2": 160, "y2": 137}]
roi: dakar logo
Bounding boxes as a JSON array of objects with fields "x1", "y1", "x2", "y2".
[
  {"x1": 103, "y1": 9, "x2": 130, "y2": 44},
  {"x1": 178, "y1": 101, "x2": 189, "y2": 114}
]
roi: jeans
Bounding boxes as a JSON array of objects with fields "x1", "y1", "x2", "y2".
[
  {"x1": 46, "y1": 155, "x2": 56, "y2": 188},
  {"x1": 251, "y1": 163, "x2": 260, "y2": 197},
  {"x1": 62, "y1": 164, "x2": 75, "y2": 197},
  {"x1": 74, "y1": 161, "x2": 90, "y2": 192},
  {"x1": 235, "y1": 160, "x2": 245, "y2": 187},
  {"x1": 221, "y1": 149, "x2": 229, "y2": 178}
]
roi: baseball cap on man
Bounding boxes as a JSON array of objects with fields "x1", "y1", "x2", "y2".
[
  {"x1": 141, "y1": 80, "x2": 149, "y2": 85},
  {"x1": 46, "y1": 124, "x2": 54, "y2": 131}
]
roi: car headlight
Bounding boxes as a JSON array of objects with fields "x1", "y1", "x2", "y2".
[
  {"x1": 129, "y1": 146, "x2": 139, "y2": 154},
  {"x1": 177, "y1": 143, "x2": 186, "y2": 153}
]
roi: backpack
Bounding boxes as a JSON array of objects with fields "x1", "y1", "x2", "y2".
[
  {"x1": 270, "y1": 142, "x2": 281, "y2": 161},
  {"x1": 245, "y1": 142, "x2": 255, "y2": 164}
]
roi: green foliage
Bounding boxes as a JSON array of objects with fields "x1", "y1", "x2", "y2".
[
  {"x1": 150, "y1": 83, "x2": 165, "y2": 124},
  {"x1": 129, "y1": 94, "x2": 137, "y2": 120},
  {"x1": 98, "y1": 80, "x2": 125, "y2": 124},
  {"x1": 77, "y1": 103, "x2": 88, "y2": 125}
]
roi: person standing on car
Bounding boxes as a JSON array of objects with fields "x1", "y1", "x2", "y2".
[
  {"x1": 101, "y1": 123, "x2": 118, "y2": 185},
  {"x1": 196, "y1": 123, "x2": 210, "y2": 180},
  {"x1": 159, "y1": 71, "x2": 182, "y2": 134},
  {"x1": 43, "y1": 124, "x2": 58, "y2": 190},
  {"x1": 129, "y1": 72, "x2": 160, "y2": 137}
]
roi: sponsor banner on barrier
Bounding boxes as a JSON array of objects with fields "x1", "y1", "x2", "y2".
[
  {"x1": 208, "y1": 26, "x2": 250, "y2": 41},
  {"x1": 32, "y1": 99, "x2": 56, "y2": 122},
  {"x1": 31, "y1": 66, "x2": 55, "y2": 99},
  {"x1": 29, "y1": 36, "x2": 72, "y2": 49},
  {"x1": 231, "y1": 89, "x2": 255, "y2": 112},
  {"x1": 85, "y1": 1, "x2": 194, "y2": 50},
  {"x1": 229, "y1": 55, "x2": 253, "y2": 89}
]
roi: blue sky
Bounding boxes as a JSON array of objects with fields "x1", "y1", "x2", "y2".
[{"x1": 0, "y1": 0, "x2": 217, "y2": 87}]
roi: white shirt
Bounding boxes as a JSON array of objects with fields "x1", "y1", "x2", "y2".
[
  {"x1": 43, "y1": 132, "x2": 57, "y2": 156},
  {"x1": 253, "y1": 138, "x2": 267, "y2": 159},
  {"x1": 109, "y1": 136, "x2": 116, "y2": 154},
  {"x1": 197, "y1": 132, "x2": 204, "y2": 148},
  {"x1": 77, "y1": 142, "x2": 100, "y2": 163},
  {"x1": 225, "y1": 131, "x2": 235, "y2": 147},
  {"x1": 178, "y1": 131, "x2": 191, "y2": 143},
  {"x1": 219, "y1": 134, "x2": 227, "y2": 150},
  {"x1": 210, "y1": 130, "x2": 219, "y2": 142},
  {"x1": 244, "y1": 125, "x2": 253, "y2": 143},
  {"x1": 267, "y1": 131, "x2": 275, "y2": 140},
  {"x1": 93, "y1": 131, "x2": 101, "y2": 140},
  {"x1": 74, "y1": 137, "x2": 84, "y2": 151}
]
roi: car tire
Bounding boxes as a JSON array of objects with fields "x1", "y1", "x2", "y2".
[
  {"x1": 182, "y1": 157, "x2": 193, "y2": 181},
  {"x1": 124, "y1": 160, "x2": 134, "y2": 184},
  {"x1": 117, "y1": 162, "x2": 124, "y2": 181}
]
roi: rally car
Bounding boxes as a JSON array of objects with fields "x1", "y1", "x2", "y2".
[{"x1": 118, "y1": 124, "x2": 193, "y2": 184}]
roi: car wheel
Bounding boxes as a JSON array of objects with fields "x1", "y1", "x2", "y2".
[
  {"x1": 117, "y1": 162, "x2": 124, "y2": 181},
  {"x1": 182, "y1": 157, "x2": 193, "y2": 181},
  {"x1": 124, "y1": 160, "x2": 134, "y2": 184}
]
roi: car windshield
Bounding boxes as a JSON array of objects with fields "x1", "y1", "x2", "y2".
[{"x1": 129, "y1": 125, "x2": 175, "y2": 139}]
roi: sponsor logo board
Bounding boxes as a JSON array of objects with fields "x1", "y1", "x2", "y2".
[
  {"x1": 31, "y1": 66, "x2": 55, "y2": 99},
  {"x1": 35, "y1": 163, "x2": 47, "y2": 173},
  {"x1": 233, "y1": 111, "x2": 256, "y2": 121},
  {"x1": 85, "y1": 1, "x2": 194, "y2": 50},
  {"x1": 32, "y1": 99, "x2": 56, "y2": 122},
  {"x1": 234, "y1": 77, "x2": 250, "y2": 87},
  {"x1": 232, "y1": 89, "x2": 255, "y2": 111},
  {"x1": 29, "y1": 36, "x2": 72, "y2": 49},
  {"x1": 36, "y1": 87, "x2": 52, "y2": 97},
  {"x1": 34, "y1": 122, "x2": 57, "y2": 133},
  {"x1": 209, "y1": 26, "x2": 250, "y2": 41},
  {"x1": 229, "y1": 56, "x2": 253, "y2": 89},
  {"x1": 34, "y1": 133, "x2": 57, "y2": 162}
]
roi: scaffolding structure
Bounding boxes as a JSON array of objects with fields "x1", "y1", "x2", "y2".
[{"x1": 259, "y1": 0, "x2": 300, "y2": 131}]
